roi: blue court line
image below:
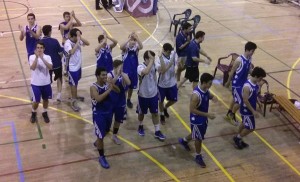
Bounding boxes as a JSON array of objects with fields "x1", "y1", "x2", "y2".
[{"x1": 0, "y1": 122, "x2": 25, "y2": 182}]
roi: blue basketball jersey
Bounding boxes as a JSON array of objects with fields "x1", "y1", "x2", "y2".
[
  {"x1": 91, "y1": 82, "x2": 112, "y2": 113},
  {"x1": 96, "y1": 45, "x2": 113, "y2": 72},
  {"x1": 190, "y1": 86, "x2": 210, "y2": 124},
  {"x1": 232, "y1": 55, "x2": 252, "y2": 88},
  {"x1": 25, "y1": 24, "x2": 39, "y2": 56},
  {"x1": 240, "y1": 79, "x2": 259, "y2": 115},
  {"x1": 108, "y1": 71, "x2": 127, "y2": 107},
  {"x1": 58, "y1": 21, "x2": 69, "y2": 39},
  {"x1": 123, "y1": 44, "x2": 139, "y2": 74}
]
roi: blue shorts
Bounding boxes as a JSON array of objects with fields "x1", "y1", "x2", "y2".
[
  {"x1": 127, "y1": 72, "x2": 138, "y2": 89},
  {"x1": 242, "y1": 115, "x2": 255, "y2": 130},
  {"x1": 68, "y1": 69, "x2": 81, "y2": 86},
  {"x1": 31, "y1": 84, "x2": 52, "y2": 103},
  {"x1": 93, "y1": 112, "x2": 113, "y2": 139},
  {"x1": 232, "y1": 87, "x2": 242, "y2": 104},
  {"x1": 136, "y1": 95, "x2": 158, "y2": 114},
  {"x1": 177, "y1": 50, "x2": 188, "y2": 57},
  {"x1": 158, "y1": 85, "x2": 178, "y2": 102},
  {"x1": 191, "y1": 122, "x2": 207, "y2": 140},
  {"x1": 113, "y1": 105, "x2": 126, "y2": 123}
]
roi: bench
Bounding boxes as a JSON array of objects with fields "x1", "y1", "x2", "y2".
[{"x1": 270, "y1": 95, "x2": 300, "y2": 131}]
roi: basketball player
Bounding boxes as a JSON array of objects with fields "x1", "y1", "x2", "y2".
[
  {"x1": 91, "y1": 67, "x2": 120, "y2": 169},
  {"x1": 120, "y1": 32, "x2": 143, "y2": 109},
  {"x1": 19, "y1": 13, "x2": 42, "y2": 59},
  {"x1": 64, "y1": 28, "x2": 90, "y2": 111},
  {"x1": 224, "y1": 42, "x2": 257, "y2": 126},
  {"x1": 178, "y1": 73, "x2": 217, "y2": 167},
  {"x1": 137, "y1": 51, "x2": 165, "y2": 141},
  {"x1": 233, "y1": 67, "x2": 266, "y2": 149},
  {"x1": 156, "y1": 43, "x2": 177, "y2": 125},
  {"x1": 29, "y1": 42, "x2": 53, "y2": 123},
  {"x1": 59, "y1": 11, "x2": 82, "y2": 45}
]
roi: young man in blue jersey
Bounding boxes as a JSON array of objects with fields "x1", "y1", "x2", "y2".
[
  {"x1": 137, "y1": 51, "x2": 165, "y2": 141},
  {"x1": 224, "y1": 42, "x2": 257, "y2": 126},
  {"x1": 19, "y1": 13, "x2": 42, "y2": 59},
  {"x1": 233, "y1": 67, "x2": 266, "y2": 149},
  {"x1": 178, "y1": 73, "x2": 217, "y2": 168},
  {"x1": 176, "y1": 22, "x2": 192, "y2": 82},
  {"x1": 41, "y1": 25, "x2": 64, "y2": 102},
  {"x1": 107, "y1": 60, "x2": 131, "y2": 145},
  {"x1": 177, "y1": 31, "x2": 212, "y2": 90},
  {"x1": 120, "y1": 32, "x2": 143, "y2": 109},
  {"x1": 29, "y1": 42, "x2": 53, "y2": 123},
  {"x1": 156, "y1": 43, "x2": 177, "y2": 125},
  {"x1": 95, "y1": 32, "x2": 118, "y2": 72},
  {"x1": 91, "y1": 67, "x2": 120, "y2": 169},
  {"x1": 64, "y1": 28, "x2": 90, "y2": 111}
]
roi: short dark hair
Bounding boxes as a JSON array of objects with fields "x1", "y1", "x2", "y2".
[
  {"x1": 195, "y1": 31, "x2": 205, "y2": 39},
  {"x1": 143, "y1": 50, "x2": 155, "y2": 61},
  {"x1": 36, "y1": 41, "x2": 45, "y2": 48},
  {"x1": 163, "y1": 43, "x2": 173, "y2": 52},
  {"x1": 95, "y1": 67, "x2": 107, "y2": 76},
  {"x1": 245, "y1": 41, "x2": 257, "y2": 51},
  {"x1": 181, "y1": 22, "x2": 192, "y2": 30},
  {"x1": 69, "y1": 28, "x2": 82, "y2": 38},
  {"x1": 27, "y1": 13, "x2": 36, "y2": 19},
  {"x1": 113, "y1": 59, "x2": 123, "y2": 68},
  {"x1": 200, "y1": 73, "x2": 214, "y2": 84},
  {"x1": 63, "y1": 12, "x2": 70, "y2": 17},
  {"x1": 98, "y1": 35, "x2": 105, "y2": 43},
  {"x1": 251, "y1": 67, "x2": 266, "y2": 78},
  {"x1": 42, "y1": 25, "x2": 52, "y2": 36}
]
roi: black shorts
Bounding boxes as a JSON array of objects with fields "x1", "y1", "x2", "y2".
[
  {"x1": 185, "y1": 66, "x2": 199, "y2": 82},
  {"x1": 49, "y1": 67, "x2": 63, "y2": 83}
]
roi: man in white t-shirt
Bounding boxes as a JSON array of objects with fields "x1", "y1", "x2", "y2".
[
  {"x1": 137, "y1": 50, "x2": 165, "y2": 141},
  {"x1": 156, "y1": 43, "x2": 177, "y2": 125},
  {"x1": 64, "y1": 28, "x2": 90, "y2": 111},
  {"x1": 29, "y1": 42, "x2": 53, "y2": 123}
]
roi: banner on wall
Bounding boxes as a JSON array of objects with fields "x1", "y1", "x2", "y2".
[{"x1": 125, "y1": 0, "x2": 158, "y2": 17}]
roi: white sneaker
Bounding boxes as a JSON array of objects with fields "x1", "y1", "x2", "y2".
[{"x1": 112, "y1": 135, "x2": 121, "y2": 145}]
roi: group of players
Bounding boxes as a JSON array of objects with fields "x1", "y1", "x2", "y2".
[{"x1": 19, "y1": 11, "x2": 266, "y2": 169}]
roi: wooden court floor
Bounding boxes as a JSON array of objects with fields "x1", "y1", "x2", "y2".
[{"x1": 0, "y1": 0, "x2": 300, "y2": 181}]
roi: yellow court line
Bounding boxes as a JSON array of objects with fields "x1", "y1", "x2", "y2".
[
  {"x1": 126, "y1": 9, "x2": 235, "y2": 182},
  {"x1": 209, "y1": 90, "x2": 300, "y2": 176},
  {"x1": 286, "y1": 57, "x2": 300, "y2": 99},
  {"x1": 0, "y1": 94, "x2": 180, "y2": 181}
]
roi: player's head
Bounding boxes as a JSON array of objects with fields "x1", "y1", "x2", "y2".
[
  {"x1": 42, "y1": 25, "x2": 52, "y2": 37},
  {"x1": 200, "y1": 73, "x2": 214, "y2": 90},
  {"x1": 195, "y1": 31, "x2": 205, "y2": 43},
  {"x1": 98, "y1": 34, "x2": 107, "y2": 46},
  {"x1": 63, "y1": 12, "x2": 71, "y2": 22},
  {"x1": 27, "y1": 13, "x2": 36, "y2": 25},
  {"x1": 69, "y1": 28, "x2": 82, "y2": 41},
  {"x1": 181, "y1": 22, "x2": 192, "y2": 33},
  {"x1": 36, "y1": 41, "x2": 45, "y2": 54},
  {"x1": 251, "y1": 67, "x2": 266, "y2": 83},
  {"x1": 113, "y1": 59, "x2": 123, "y2": 70},
  {"x1": 95, "y1": 67, "x2": 108, "y2": 83},
  {"x1": 245, "y1": 41, "x2": 257, "y2": 58},
  {"x1": 143, "y1": 50, "x2": 155, "y2": 64},
  {"x1": 162, "y1": 43, "x2": 173, "y2": 57}
]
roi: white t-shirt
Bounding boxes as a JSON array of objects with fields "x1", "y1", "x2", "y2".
[
  {"x1": 156, "y1": 51, "x2": 176, "y2": 88},
  {"x1": 29, "y1": 54, "x2": 52, "y2": 86},
  {"x1": 64, "y1": 39, "x2": 83, "y2": 72},
  {"x1": 137, "y1": 63, "x2": 157, "y2": 98}
]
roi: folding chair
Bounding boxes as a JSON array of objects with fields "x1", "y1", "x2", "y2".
[{"x1": 169, "y1": 9, "x2": 192, "y2": 37}]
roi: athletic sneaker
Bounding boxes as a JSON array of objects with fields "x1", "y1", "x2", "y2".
[
  {"x1": 99, "y1": 156, "x2": 110, "y2": 169},
  {"x1": 138, "y1": 125, "x2": 145, "y2": 136},
  {"x1": 127, "y1": 99, "x2": 133, "y2": 109},
  {"x1": 160, "y1": 115, "x2": 166, "y2": 125},
  {"x1": 30, "y1": 112, "x2": 37, "y2": 123},
  {"x1": 195, "y1": 154, "x2": 206, "y2": 168},
  {"x1": 154, "y1": 131, "x2": 166, "y2": 141},
  {"x1": 233, "y1": 136, "x2": 243, "y2": 149},
  {"x1": 178, "y1": 138, "x2": 191, "y2": 151},
  {"x1": 77, "y1": 96, "x2": 85, "y2": 102},
  {"x1": 241, "y1": 140, "x2": 249, "y2": 148},
  {"x1": 42, "y1": 112, "x2": 50, "y2": 123},
  {"x1": 164, "y1": 108, "x2": 169, "y2": 118},
  {"x1": 112, "y1": 135, "x2": 121, "y2": 145},
  {"x1": 71, "y1": 100, "x2": 80, "y2": 112},
  {"x1": 225, "y1": 113, "x2": 239, "y2": 126}
]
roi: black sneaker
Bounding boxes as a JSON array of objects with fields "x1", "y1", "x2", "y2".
[
  {"x1": 42, "y1": 112, "x2": 50, "y2": 123},
  {"x1": 163, "y1": 108, "x2": 169, "y2": 118},
  {"x1": 233, "y1": 136, "x2": 243, "y2": 150},
  {"x1": 241, "y1": 140, "x2": 249, "y2": 148},
  {"x1": 30, "y1": 112, "x2": 37, "y2": 123},
  {"x1": 127, "y1": 99, "x2": 133, "y2": 109},
  {"x1": 195, "y1": 154, "x2": 206, "y2": 168},
  {"x1": 160, "y1": 115, "x2": 165, "y2": 125},
  {"x1": 77, "y1": 96, "x2": 85, "y2": 102}
]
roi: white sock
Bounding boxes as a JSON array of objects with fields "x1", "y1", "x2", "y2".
[
  {"x1": 183, "y1": 137, "x2": 187, "y2": 142},
  {"x1": 237, "y1": 134, "x2": 242, "y2": 139},
  {"x1": 160, "y1": 112, "x2": 164, "y2": 116},
  {"x1": 32, "y1": 108, "x2": 37, "y2": 112},
  {"x1": 57, "y1": 92, "x2": 61, "y2": 98},
  {"x1": 154, "y1": 124, "x2": 160, "y2": 132},
  {"x1": 43, "y1": 108, "x2": 47, "y2": 113},
  {"x1": 195, "y1": 153, "x2": 201, "y2": 157},
  {"x1": 139, "y1": 120, "x2": 143, "y2": 125}
]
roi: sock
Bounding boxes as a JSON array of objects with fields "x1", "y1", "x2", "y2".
[
  {"x1": 32, "y1": 108, "x2": 37, "y2": 112},
  {"x1": 113, "y1": 127, "x2": 119, "y2": 135},
  {"x1": 98, "y1": 149, "x2": 104, "y2": 156},
  {"x1": 237, "y1": 134, "x2": 242, "y2": 139},
  {"x1": 57, "y1": 92, "x2": 61, "y2": 98},
  {"x1": 227, "y1": 110, "x2": 232, "y2": 115},
  {"x1": 183, "y1": 137, "x2": 187, "y2": 142},
  {"x1": 195, "y1": 153, "x2": 201, "y2": 157},
  {"x1": 139, "y1": 120, "x2": 143, "y2": 125},
  {"x1": 154, "y1": 124, "x2": 160, "y2": 132},
  {"x1": 43, "y1": 108, "x2": 47, "y2": 113},
  {"x1": 160, "y1": 112, "x2": 164, "y2": 116}
]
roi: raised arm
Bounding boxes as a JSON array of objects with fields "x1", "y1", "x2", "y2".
[
  {"x1": 71, "y1": 11, "x2": 82, "y2": 27},
  {"x1": 18, "y1": 25, "x2": 25, "y2": 41}
]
